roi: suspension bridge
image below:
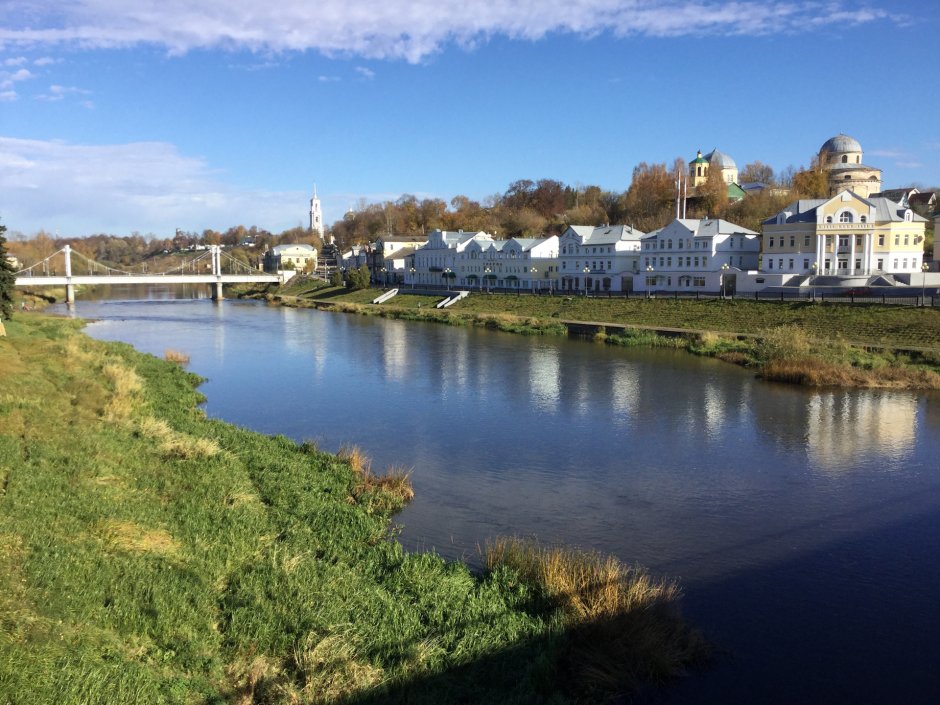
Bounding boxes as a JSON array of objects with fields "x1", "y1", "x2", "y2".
[{"x1": 14, "y1": 245, "x2": 281, "y2": 303}]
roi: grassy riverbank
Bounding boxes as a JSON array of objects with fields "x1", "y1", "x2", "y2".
[
  {"x1": 0, "y1": 314, "x2": 706, "y2": 704},
  {"x1": 266, "y1": 282, "x2": 940, "y2": 389}
]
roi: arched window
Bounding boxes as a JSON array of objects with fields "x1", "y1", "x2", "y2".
[
  {"x1": 839, "y1": 212, "x2": 853, "y2": 223},
  {"x1": 826, "y1": 215, "x2": 833, "y2": 223},
  {"x1": 841, "y1": 155, "x2": 848, "y2": 163},
  {"x1": 697, "y1": 166, "x2": 702, "y2": 177},
  {"x1": 860, "y1": 215, "x2": 867, "y2": 223},
  {"x1": 667, "y1": 240, "x2": 673, "y2": 249}
]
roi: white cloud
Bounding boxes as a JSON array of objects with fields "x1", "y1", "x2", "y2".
[
  {"x1": 0, "y1": 90, "x2": 17, "y2": 101},
  {"x1": 0, "y1": 66, "x2": 35, "y2": 89},
  {"x1": 33, "y1": 56, "x2": 59, "y2": 65},
  {"x1": 0, "y1": 1, "x2": 895, "y2": 63},
  {"x1": 3, "y1": 56, "x2": 27, "y2": 66},
  {"x1": 0, "y1": 136, "x2": 306, "y2": 236},
  {"x1": 355, "y1": 66, "x2": 375, "y2": 79},
  {"x1": 317, "y1": 75, "x2": 340, "y2": 82},
  {"x1": 35, "y1": 83, "x2": 92, "y2": 100}
]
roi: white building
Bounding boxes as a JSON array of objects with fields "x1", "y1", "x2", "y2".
[
  {"x1": 454, "y1": 236, "x2": 559, "y2": 291},
  {"x1": 558, "y1": 224, "x2": 645, "y2": 293},
  {"x1": 264, "y1": 243, "x2": 318, "y2": 273},
  {"x1": 637, "y1": 218, "x2": 759, "y2": 294},
  {"x1": 410, "y1": 230, "x2": 494, "y2": 287}
]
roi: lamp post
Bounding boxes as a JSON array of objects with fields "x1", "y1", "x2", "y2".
[
  {"x1": 583, "y1": 266, "x2": 590, "y2": 296},
  {"x1": 409, "y1": 266, "x2": 416, "y2": 289},
  {"x1": 530, "y1": 266, "x2": 538, "y2": 293},
  {"x1": 443, "y1": 267, "x2": 451, "y2": 290},
  {"x1": 380, "y1": 266, "x2": 387, "y2": 288},
  {"x1": 720, "y1": 262, "x2": 730, "y2": 299},
  {"x1": 811, "y1": 261, "x2": 818, "y2": 301},
  {"x1": 922, "y1": 262, "x2": 930, "y2": 307},
  {"x1": 646, "y1": 265, "x2": 654, "y2": 298},
  {"x1": 484, "y1": 266, "x2": 491, "y2": 293}
]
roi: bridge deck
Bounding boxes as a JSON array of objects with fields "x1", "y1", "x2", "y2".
[{"x1": 15, "y1": 274, "x2": 280, "y2": 286}]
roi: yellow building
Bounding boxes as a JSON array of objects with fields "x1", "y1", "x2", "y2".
[
  {"x1": 761, "y1": 190, "x2": 926, "y2": 276},
  {"x1": 689, "y1": 148, "x2": 738, "y2": 187}
]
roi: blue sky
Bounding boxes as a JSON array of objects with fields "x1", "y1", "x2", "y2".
[{"x1": 1, "y1": 0, "x2": 938, "y2": 238}]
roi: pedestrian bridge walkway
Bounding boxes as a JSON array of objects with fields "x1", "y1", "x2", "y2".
[{"x1": 14, "y1": 245, "x2": 281, "y2": 302}]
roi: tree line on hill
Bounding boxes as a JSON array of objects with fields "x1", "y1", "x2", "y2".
[{"x1": 6, "y1": 151, "x2": 933, "y2": 270}]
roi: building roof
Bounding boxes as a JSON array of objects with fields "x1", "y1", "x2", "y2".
[
  {"x1": 383, "y1": 246, "x2": 420, "y2": 261},
  {"x1": 705, "y1": 148, "x2": 736, "y2": 170},
  {"x1": 271, "y1": 243, "x2": 316, "y2": 255},
  {"x1": 764, "y1": 193, "x2": 928, "y2": 224},
  {"x1": 820, "y1": 133, "x2": 862, "y2": 154},
  {"x1": 583, "y1": 224, "x2": 645, "y2": 245},
  {"x1": 690, "y1": 150, "x2": 709, "y2": 165},
  {"x1": 646, "y1": 218, "x2": 756, "y2": 238},
  {"x1": 874, "y1": 188, "x2": 918, "y2": 202}
]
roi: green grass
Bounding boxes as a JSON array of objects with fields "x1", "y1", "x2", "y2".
[{"x1": 0, "y1": 314, "x2": 705, "y2": 704}]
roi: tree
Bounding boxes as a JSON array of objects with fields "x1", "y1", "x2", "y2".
[
  {"x1": 740, "y1": 161, "x2": 775, "y2": 185},
  {"x1": 695, "y1": 163, "x2": 729, "y2": 218},
  {"x1": 0, "y1": 224, "x2": 16, "y2": 320},
  {"x1": 330, "y1": 270, "x2": 344, "y2": 288},
  {"x1": 791, "y1": 157, "x2": 829, "y2": 198}
]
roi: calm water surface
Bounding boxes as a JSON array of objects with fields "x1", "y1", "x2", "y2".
[{"x1": 63, "y1": 291, "x2": 940, "y2": 704}]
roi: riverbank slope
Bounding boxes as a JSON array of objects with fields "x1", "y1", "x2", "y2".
[
  {"x1": 0, "y1": 314, "x2": 705, "y2": 704},
  {"x1": 258, "y1": 281, "x2": 940, "y2": 389}
]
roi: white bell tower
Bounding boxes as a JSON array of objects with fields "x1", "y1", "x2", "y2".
[{"x1": 309, "y1": 184, "x2": 324, "y2": 237}]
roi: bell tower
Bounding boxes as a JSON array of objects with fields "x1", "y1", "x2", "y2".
[{"x1": 309, "y1": 184, "x2": 324, "y2": 237}]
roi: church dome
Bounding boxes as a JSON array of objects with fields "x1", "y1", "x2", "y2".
[
  {"x1": 820, "y1": 134, "x2": 862, "y2": 154},
  {"x1": 705, "y1": 148, "x2": 736, "y2": 169}
]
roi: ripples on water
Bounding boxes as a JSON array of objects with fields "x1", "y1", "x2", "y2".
[{"x1": 68, "y1": 293, "x2": 940, "y2": 704}]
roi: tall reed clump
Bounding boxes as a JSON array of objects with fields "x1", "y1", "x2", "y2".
[
  {"x1": 163, "y1": 349, "x2": 190, "y2": 365},
  {"x1": 484, "y1": 538, "x2": 708, "y2": 699},
  {"x1": 338, "y1": 445, "x2": 414, "y2": 515}
]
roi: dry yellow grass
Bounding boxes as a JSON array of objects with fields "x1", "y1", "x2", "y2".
[
  {"x1": 137, "y1": 415, "x2": 221, "y2": 459},
  {"x1": 163, "y1": 349, "x2": 190, "y2": 365},
  {"x1": 101, "y1": 363, "x2": 144, "y2": 421},
  {"x1": 337, "y1": 444, "x2": 371, "y2": 474},
  {"x1": 95, "y1": 519, "x2": 179, "y2": 556},
  {"x1": 484, "y1": 537, "x2": 707, "y2": 696}
]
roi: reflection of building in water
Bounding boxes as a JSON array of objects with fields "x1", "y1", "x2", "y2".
[
  {"x1": 528, "y1": 345, "x2": 561, "y2": 412},
  {"x1": 380, "y1": 320, "x2": 409, "y2": 382},
  {"x1": 807, "y1": 392, "x2": 917, "y2": 471},
  {"x1": 609, "y1": 361, "x2": 640, "y2": 420}
]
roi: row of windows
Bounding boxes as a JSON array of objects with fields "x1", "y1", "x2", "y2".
[
  {"x1": 766, "y1": 233, "x2": 913, "y2": 249},
  {"x1": 561, "y1": 245, "x2": 615, "y2": 255},
  {"x1": 764, "y1": 256, "x2": 920, "y2": 272},
  {"x1": 560, "y1": 261, "x2": 614, "y2": 271}
]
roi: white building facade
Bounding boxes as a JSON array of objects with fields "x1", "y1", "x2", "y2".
[
  {"x1": 637, "y1": 218, "x2": 759, "y2": 294},
  {"x1": 558, "y1": 225, "x2": 645, "y2": 293}
]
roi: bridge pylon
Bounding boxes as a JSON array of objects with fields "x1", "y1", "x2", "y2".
[{"x1": 63, "y1": 245, "x2": 75, "y2": 305}]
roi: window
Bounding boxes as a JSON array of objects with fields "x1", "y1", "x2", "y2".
[
  {"x1": 842, "y1": 155, "x2": 848, "y2": 163},
  {"x1": 693, "y1": 277, "x2": 705, "y2": 287},
  {"x1": 694, "y1": 257, "x2": 700, "y2": 267},
  {"x1": 804, "y1": 235, "x2": 811, "y2": 247},
  {"x1": 878, "y1": 234, "x2": 885, "y2": 246},
  {"x1": 789, "y1": 259, "x2": 794, "y2": 269},
  {"x1": 826, "y1": 216, "x2": 833, "y2": 223},
  {"x1": 855, "y1": 259, "x2": 861, "y2": 270},
  {"x1": 877, "y1": 258, "x2": 884, "y2": 270},
  {"x1": 839, "y1": 211, "x2": 853, "y2": 223},
  {"x1": 904, "y1": 235, "x2": 909, "y2": 246},
  {"x1": 789, "y1": 236, "x2": 795, "y2": 248},
  {"x1": 702, "y1": 256, "x2": 708, "y2": 267},
  {"x1": 768, "y1": 259, "x2": 774, "y2": 270},
  {"x1": 826, "y1": 236, "x2": 833, "y2": 247},
  {"x1": 769, "y1": 237, "x2": 775, "y2": 247},
  {"x1": 667, "y1": 257, "x2": 672, "y2": 267},
  {"x1": 803, "y1": 259, "x2": 809, "y2": 270},
  {"x1": 855, "y1": 236, "x2": 862, "y2": 247},
  {"x1": 903, "y1": 258, "x2": 908, "y2": 269},
  {"x1": 778, "y1": 259, "x2": 783, "y2": 270},
  {"x1": 860, "y1": 215, "x2": 867, "y2": 223},
  {"x1": 893, "y1": 259, "x2": 898, "y2": 269},
  {"x1": 894, "y1": 235, "x2": 899, "y2": 246}
]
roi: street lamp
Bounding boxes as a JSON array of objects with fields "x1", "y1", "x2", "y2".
[
  {"x1": 811, "y1": 261, "x2": 818, "y2": 301},
  {"x1": 646, "y1": 265, "x2": 654, "y2": 299},
  {"x1": 720, "y1": 262, "x2": 730, "y2": 298},
  {"x1": 443, "y1": 267, "x2": 451, "y2": 289},
  {"x1": 409, "y1": 266, "x2": 416, "y2": 289},
  {"x1": 380, "y1": 266, "x2": 387, "y2": 287},
  {"x1": 530, "y1": 266, "x2": 538, "y2": 293},
  {"x1": 922, "y1": 262, "x2": 930, "y2": 307},
  {"x1": 484, "y1": 266, "x2": 491, "y2": 293},
  {"x1": 583, "y1": 266, "x2": 590, "y2": 296}
]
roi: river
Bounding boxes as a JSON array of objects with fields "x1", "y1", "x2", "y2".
[{"x1": 60, "y1": 288, "x2": 940, "y2": 704}]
